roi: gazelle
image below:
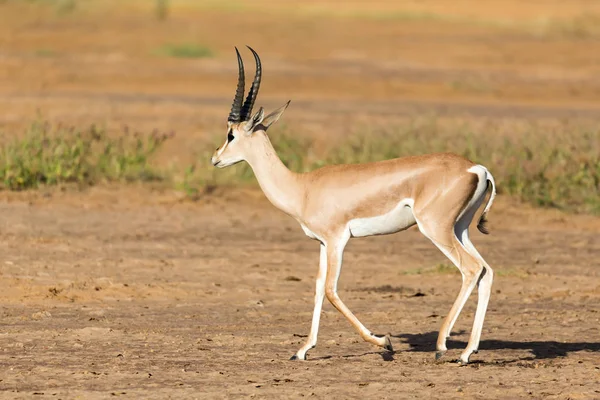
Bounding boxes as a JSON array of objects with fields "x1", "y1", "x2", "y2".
[{"x1": 212, "y1": 46, "x2": 497, "y2": 365}]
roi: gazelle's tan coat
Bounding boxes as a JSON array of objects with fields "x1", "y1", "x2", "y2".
[{"x1": 213, "y1": 47, "x2": 497, "y2": 364}]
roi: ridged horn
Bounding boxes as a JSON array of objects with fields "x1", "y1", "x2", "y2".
[
  {"x1": 240, "y1": 46, "x2": 262, "y2": 121},
  {"x1": 228, "y1": 47, "x2": 245, "y2": 123}
]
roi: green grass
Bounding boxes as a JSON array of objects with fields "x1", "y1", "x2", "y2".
[
  {"x1": 155, "y1": 0, "x2": 169, "y2": 21},
  {"x1": 402, "y1": 264, "x2": 529, "y2": 277},
  {"x1": 534, "y1": 14, "x2": 600, "y2": 39},
  {"x1": 186, "y1": 119, "x2": 600, "y2": 215},
  {"x1": 401, "y1": 263, "x2": 459, "y2": 276},
  {"x1": 155, "y1": 43, "x2": 214, "y2": 59},
  {"x1": 495, "y1": 268, "x2": 530, "y2": 278},
  {"x1": 2, "y1": 0, "x2": 78, "y2": 14},
  {"x1": 1, "y1": 118, "x2": 598, "y2": 217},
  {"x1": 0, "y1": 122, "x2": 171, "y2": 190},
  {"x1": 33, "y1": 48, "x2": 57, "y2": 57}
]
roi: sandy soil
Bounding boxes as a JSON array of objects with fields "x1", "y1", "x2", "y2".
[
  {"x1": 0, "y1": 1, "x2": 599, "y2": 399},
  {"x1": 0, "y1": 188, "x2": 599, "y2": 399}
]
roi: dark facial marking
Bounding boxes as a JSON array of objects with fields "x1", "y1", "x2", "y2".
[{"x1": 227, "y1": 131, "x2": 235, "y2": 143}]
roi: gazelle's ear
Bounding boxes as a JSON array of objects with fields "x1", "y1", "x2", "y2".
[
  {"x1": 244, "y1": 107, "x2": 264, "y2": 132},
  {"x1": 261, "y1": 101, "x2": 290, "y2": 129}
]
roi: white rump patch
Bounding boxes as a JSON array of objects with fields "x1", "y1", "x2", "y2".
[
  {"x1": 467, "y1": 165, "x2": 485, "y2": 174},
  {"x1": 458, "y1": 164, "x2": 488, "y2": 222},
  {"x1": 348, "y1": 199, "x2": 416, "y2": 238}
]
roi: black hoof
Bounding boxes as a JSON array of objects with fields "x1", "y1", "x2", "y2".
[
  {"x1": 290, "y1": 354, "x2": 299, "y2": 361},
  {"x1": 435, "y1": 351, "x2": 446, "y2": 360},
  {"x1": 383, "y1": 336, "x2": 394, "y2": 352}
]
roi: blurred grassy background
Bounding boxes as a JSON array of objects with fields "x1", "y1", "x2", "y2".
[{"x1": 0, "y1": 0, "x2": 598, "y2": 213}]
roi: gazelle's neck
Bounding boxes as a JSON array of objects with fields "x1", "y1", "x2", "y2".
[{"x1": 245, "y1": 133, "x2": 304, "y2": 218}]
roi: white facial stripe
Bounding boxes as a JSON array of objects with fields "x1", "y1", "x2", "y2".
[{"x1": 216, "y1": 139, "x2": 229, "y2": 157}]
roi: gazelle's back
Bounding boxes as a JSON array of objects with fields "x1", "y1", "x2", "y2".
[{"x1": 300, "y1": 152, "x2": 477, "y2": 224}]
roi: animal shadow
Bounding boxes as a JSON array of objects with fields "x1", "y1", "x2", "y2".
[{"x1": 394, "y1": 331, "x2": 600, "y2": 362}]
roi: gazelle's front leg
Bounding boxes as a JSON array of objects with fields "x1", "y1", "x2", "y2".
[
  {"x1": 291, "y1": 244, "x2": 327, "y2": 360},
  {"x1": 324, "y1": 232, "x2": 393, "y2": 352}
]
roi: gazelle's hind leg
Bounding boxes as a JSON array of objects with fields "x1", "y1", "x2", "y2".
[
  {"x1": 454, "y1": 202, "x2": 494, "y2": 364},
  {"x1": 415, "y1": 167, "x2": 493, "y2": 364},
  {"x1": 415, "y1": 219, "x2": 484, "y2": 362}
]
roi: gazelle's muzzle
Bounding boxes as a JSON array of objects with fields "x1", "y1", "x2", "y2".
[
  {"x1": 211, "y1": 149, "x2": 222, "y2": 167},
  {"x1": 211, "y1": 141, "x2": 230, "y2": 167}
]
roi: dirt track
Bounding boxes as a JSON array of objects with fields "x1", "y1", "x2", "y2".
[
  {"x1": 1, "y1": 1, "x2": 600, "y2": 398},
  {"x1": 0, "y1": 188, "x2": 598, "y2": 399}
]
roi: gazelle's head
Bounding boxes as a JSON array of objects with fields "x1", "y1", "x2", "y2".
[{"x1": 211, "y1": 46, "x2": 290, "y2": 168}]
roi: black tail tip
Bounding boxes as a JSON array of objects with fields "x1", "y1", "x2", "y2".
[{"x1": 477, "y1": 215, "x2": 490, "y2": 235}]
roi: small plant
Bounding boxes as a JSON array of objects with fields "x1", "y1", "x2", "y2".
[
  {"x1": 434, "y1": 263, "x2": 459, "y2": 274},
  {"x1": 156, "y1": 43, "x2": 214, "y2": 59},
  {"x1": 56, "y1": 0, "x2": 76, "y2": 15},
  {"x1": 541, "y1": 13, "x2": 600, "y2": 39},
  {"x1": 0, "y1": 122, "x2": 172, "y2": 190},
  {"x1": 401, "y1": 263, "x2": 458, "y2": 275},
  {"x1": 155, "y1": 0, "x2": 169, "y2": 21},
  {"x1": 33, "y1": 48, "x2": 57, "y2": 58}
]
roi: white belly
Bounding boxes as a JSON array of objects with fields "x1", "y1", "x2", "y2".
[{"x1": 348, "y1": 199, "x2": 416, "y2": 238}]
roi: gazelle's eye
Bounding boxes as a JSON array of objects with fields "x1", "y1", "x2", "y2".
[{"x1": 227, "y1": 132, "x2": 235, "y2": 143}]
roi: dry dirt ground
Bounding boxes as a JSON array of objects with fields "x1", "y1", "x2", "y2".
[
  {"x1": 0, "y1": 188, "x2": 599, "y2": 399},
  {"x1": 0, "y1": 1, "x2": 599, "y2": 399}
]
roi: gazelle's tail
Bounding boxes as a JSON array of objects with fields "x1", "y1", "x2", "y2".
[{"x1": 477, "y1": 168, "x2": 496, "y2": 235}]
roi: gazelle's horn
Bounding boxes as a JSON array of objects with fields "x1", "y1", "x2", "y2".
[
  {"x1": 240, "y1": 46, "x2": 262, "y2": 121},
  {"x1": 228, "y1": 47, "x2": 245, "y2": 123}
]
